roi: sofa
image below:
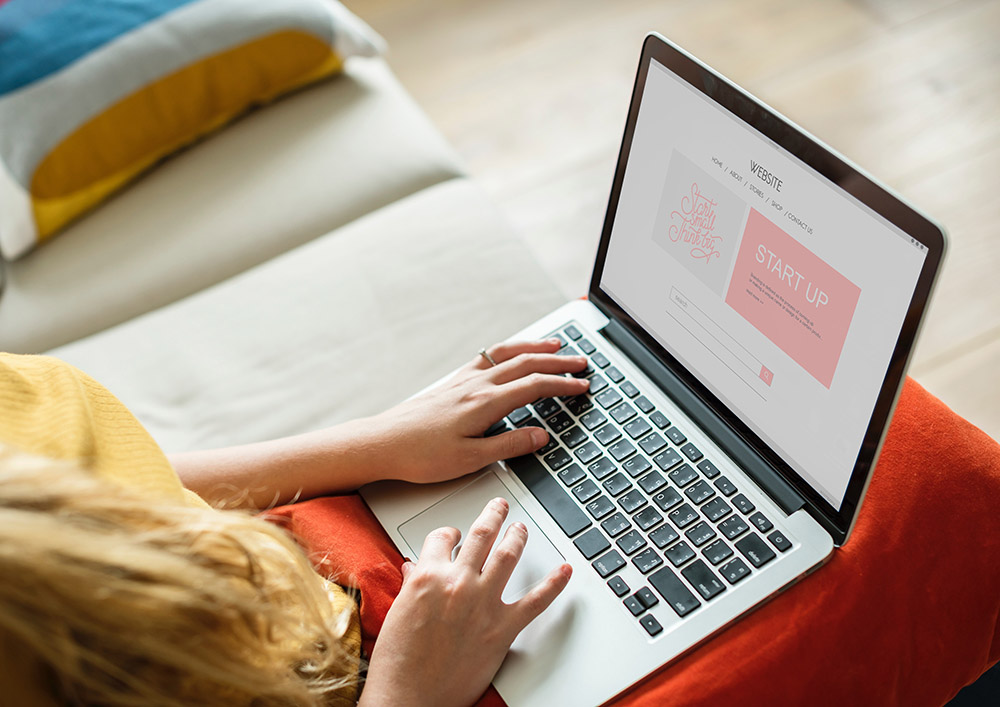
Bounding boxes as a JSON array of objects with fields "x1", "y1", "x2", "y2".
[{"x1": 0, "y1": 56, "x2": 564, "y2": 452}]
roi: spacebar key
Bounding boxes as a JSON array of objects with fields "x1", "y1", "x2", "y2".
[{"x1": 507, "y1": 454, "x2": 592, "y2": 537}]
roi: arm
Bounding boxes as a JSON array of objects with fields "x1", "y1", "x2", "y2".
[{"x1": 170, "y1": 339, "x2": 589, "y2": 508}]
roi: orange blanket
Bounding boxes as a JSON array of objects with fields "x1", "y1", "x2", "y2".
[{"x1": 268, "y1": 378, "x2": 1000, "y2": 706}]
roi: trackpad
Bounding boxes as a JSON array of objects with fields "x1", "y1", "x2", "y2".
[{"x1": 398, "y1": 470, "x2": 565, "y2": 603}]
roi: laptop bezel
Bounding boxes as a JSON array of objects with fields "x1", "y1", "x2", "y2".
[{"x1": 588, "y1": 33, "x2": 946, "y2": 545}]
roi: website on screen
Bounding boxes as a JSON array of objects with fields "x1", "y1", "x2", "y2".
[{"x1": 601, "y1": 60, "x2": 927, "y2": 508}]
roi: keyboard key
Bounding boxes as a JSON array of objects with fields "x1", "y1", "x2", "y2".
[
  {"x1": 681, "y1": 559, "x2": 727, "y2": 600},
  {"x1": 652, "y1": 488, "x2": 683, "y2": 511},
  {"x1": 538, "y1": 436, "x2": 559, "y2": 455},
  {"x1": 580, "y1": 410, "x2": 607, "y2": 431},
  {"x1": 649, "y1": 525, "x2": 680, "y2": 548},
  {"x1": 623, "y1": 455, "x2": 653, "y2": 478},
  {"x1": 508, "y1": 407, "x2": 532, "y2": 425},
  {"x1": 668, "y1": 503, "x2": 698, "y2": 529},
  {"x1": 719, "y1": 516, "x2": 750, "y2": 540},
  {"x1": 634, "y1": 506, "x2": 664, "y2": 531},
  {"x1": 620, "y1": 381, "x2": 640, "y2": 399},
  {"x1": 550, "y1": 333, "x2": 567, "y2": 348},
  {"x1": 592, "y1": 549, "x2": 625, "y2": 577},
  {"x1": 685, "y1": 479, "x2": 716, "y2": 505},
  {"x1": 602, "y1": 473, "x2": 631, "y2": 497},
  {"x1": 624, "y1": 417, "x2": 652, "y2": 440},
  {"x1": 507, "y1": 454, "x2": 592, "y2": 537},
  {"x1": 588, "y1": 457, "x2": 616, "y2": 480},
  {"x1": 560, "y1": 426, "x2": 588, "y2": 449},
  {"x1": 639, "y1": 432, "x2": 668, "y2": 455},
  {"x1": 640, "y1": 614, "x2": 664, "y2": 636},
  {"x1": 588, "y1": 375, "x2": 609, "y2": 394},
  {"x1": 609, "y1": 439, "x2": 637, "y2": 462},
  {"x1": 564, "y1": 324, "x2": 582, "y2": 340},
  {"x1": 618, "y1": 488, "x2": 648, "y2": 513},
  {"x1": 650, "y1": 411, "x2": 671, "y2": 429},
  {"x1": 610, "y1": 403, "x2": 638, "y2": 424},
  {"x1": 557, "y1": 344, "x2": 579, "y2": 358},
  {"x1": 484, "y1": 420, "x2": 509, "y2": 437},
  {"x1": 720, "y1": 557, "x2": 751, "y2": 585},
  {"x1": 607, "y1": 576, "x2": 630, "y2": 597},
  {"x1": 638, "y1": 471, "x2": 667, "y2": 495},
  {"x1": 543, "y1": 448, "x2": 573, "y2": 471},
  {"x1": 534, "y1": 398, "x2": 561, "y2": 418},
  {"x1": 578, "y1": 338, "x2": 597, "y2": 355},
  {"x1": 565, "y1": 395, "x2": 594, "y2": 416},
  {"x1": 702, "y1": 539, "x2": 734, "y2": 565},
  {"x1": 714, "y1": 476, "x2": 738, "y2": 496},
  {"x1": 636, "y1": 586, "x2": 659, "y2": 609},
  {"x1": 616, "y1": 529, "x2": 647, "y2": 555},
  {"x1": 631, "y1": 547, "x2": 663, "y2": 574},
  {"x1": 517, "y1": 416, "x2": 544, "y2": 429},
  {"x1": 735, "y1": 533, "x2": 777, "y2": 568},
  {"x1": 605, "y1": 366, "x2": 625, "y2": 383},
  {"x1": 546, "y1": 411, "x2": 574, "y2": 434},
  {"x1": 654, "y1": 449, "x2": 684, "y2": 472},
  {"x1": 650, "y1": 567, "x2": 701, "y2": 617},
  {"x1": 664, "y1": 540, "x2": 696, "y2": 567},
  {"x1": 733, "y1": 494, "x2": 756, "y2": 515},
  {"x1": 596, "y1": 389, "x2": 623, "y2": 409},
  {"x1": 702, "y1": 497, "x2": 733, "y2": 522},
  {"x1": 595, "y1": 424, "x2": 622, "y2": 446},
  {"x1": 586, "y1": 496, "x2": 616, "y2": 520},
  {"x1": 574, "y1": 441, "x2": 602, "y2": 464},
  {"x1": 624, "y1": 595, "x2": 645, "y2": 616},
  {"x1": 749, "y1": 512, "x2": 773, "y2": 533},
  {"x1": 665, "y1": 427, "x2": 687, "y2": 445},
  {"x1": 573, "y1": 527, "x2": 611, "y2": 559},
  {"x1": 768, "y1": 530, "x2": 792, "y2": 552},
  {"x1": 684, "y1": 521, "x2": 717, "y2": 547},
  {"x1": 591, "y1": 352, "x2": 610, "y2": 369},
  {"x1": 572, "y1": 479, "x2": 600, "y2": 503},
  {"x1": 557, "y1": 463, "x2": 586, "y2": 487},
  {"x1": 601, "y1": 512, "x2": 631, "y2": 537},
  {"x1": 635, "y1": 396, "x2": 655, "y2": 414},
  {"x1": 697, "y1": 459, "x2": 721, "y2": 478},
  {"x1": 572, "y1": 362, "x2": 594, "y2": 380},
  {"x1": 679, "y1": 442, "x2": 703, "y2": 461},
  {"x1": 668, "y1": 463, "x2": 698, "y2": 487}
]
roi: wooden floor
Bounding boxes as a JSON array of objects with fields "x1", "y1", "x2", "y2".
[{"x1": 351, "y1": 0, "x2": 1000, "y2": 440}]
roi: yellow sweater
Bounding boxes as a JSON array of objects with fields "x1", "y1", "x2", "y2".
[{"x1": 0, "y1": 353, "x2": 360, "y2": 704}]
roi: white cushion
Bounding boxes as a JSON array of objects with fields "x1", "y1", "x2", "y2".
[
  {"x1": 49, "y1": 179, "x2": 565, "y2": 453},
  {"x1": 0, "y1": 59, "x2": 462, "y2": 354}
]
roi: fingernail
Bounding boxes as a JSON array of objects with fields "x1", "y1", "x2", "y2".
[
  {"x1": 491, "y1": 497, "x2": 508, "y2": 510},
  {"x1": 530, "y1": 428, "x2": 548, "y2": 447},
  {"x1": 547, "y1": 338, "x2": 562, "y2": 345},
  {"x1": 513, "y1": 521, "x2": 527, "y2": 533},
  {"x1": 562, "y1": 563, "x2": 573, "y2": 578}
]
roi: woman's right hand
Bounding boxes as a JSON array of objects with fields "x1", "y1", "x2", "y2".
[{"x1": 359, "y1": 498, "x2": 572, "y2": 707}]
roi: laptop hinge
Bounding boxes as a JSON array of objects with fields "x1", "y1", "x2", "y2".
[{"x1": 601, "y1": 318, "x2": 806, "y2": 516}]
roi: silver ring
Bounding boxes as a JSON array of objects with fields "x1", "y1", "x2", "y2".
[{"x1": 478, "y1": 347, "x2": 498, "y2": 367}]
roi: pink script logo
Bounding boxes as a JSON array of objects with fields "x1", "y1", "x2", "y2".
[{"x1": 669, "y1": 182, "x2": 722, "y2": 263}]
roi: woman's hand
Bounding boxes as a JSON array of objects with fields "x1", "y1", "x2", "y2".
[
  {"x1": 366, "y1": 339, "x2": 589, "y2": 485},
  {"x1": 360, "y1": 498, "x2": 572, "y2": 707},
  {"x1": 171, "y1": 339, "x2": 588, "y2": 507}
]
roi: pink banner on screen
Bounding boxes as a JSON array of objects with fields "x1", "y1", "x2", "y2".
[{"x1": 725, "y1": 208, "x2": 861, "y2": 388}]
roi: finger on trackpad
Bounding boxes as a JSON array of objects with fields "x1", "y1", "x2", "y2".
[{"x1": 398, "y1": 471, "x2": 565, "y2": 603}]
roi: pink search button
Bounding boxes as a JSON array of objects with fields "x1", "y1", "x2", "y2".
[{"x1": 759, "y1": 366, "x2": 774, "y2": 386}]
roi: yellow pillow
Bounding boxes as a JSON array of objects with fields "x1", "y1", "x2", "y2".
[{"x1": 0, "y1": 0, "x2": 383, "y2": 259}]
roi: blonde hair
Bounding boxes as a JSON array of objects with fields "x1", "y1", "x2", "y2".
[{"x1": 0, "y1": 444, "x2": 358, "y2": 706}]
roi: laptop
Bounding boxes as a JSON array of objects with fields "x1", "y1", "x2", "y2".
[{"x1": 360, "y1": 33, "x2": 946, "y2": 707}]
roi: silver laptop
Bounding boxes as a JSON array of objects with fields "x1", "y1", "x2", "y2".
[{"x1": 361, "y1": 33, "x2": 946, "y2": 707}]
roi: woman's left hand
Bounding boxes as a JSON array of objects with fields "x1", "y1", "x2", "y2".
[{"x1": 365, "y1": 338, "x2": 589, "y2": 485}]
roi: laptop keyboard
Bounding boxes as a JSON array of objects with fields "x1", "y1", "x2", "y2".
[{"x1": 490, "y1": 322, "x2": 794, "y2": 638}]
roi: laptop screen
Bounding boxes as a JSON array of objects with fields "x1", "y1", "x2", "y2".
[{"x1": 599, "y1": 56, "x2": 929, "y2": 512}]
